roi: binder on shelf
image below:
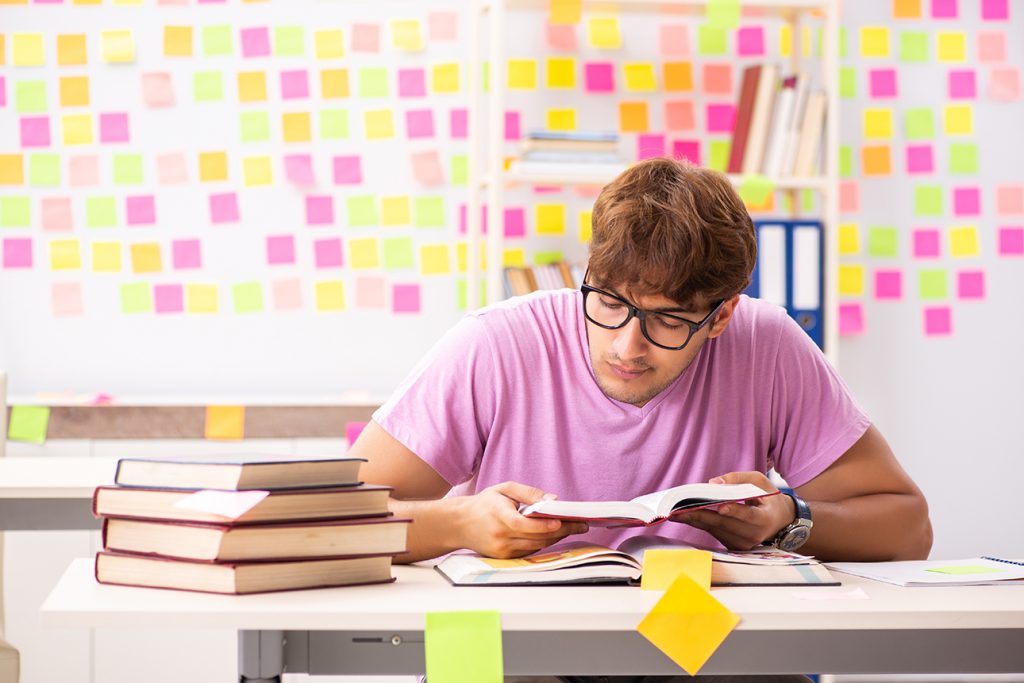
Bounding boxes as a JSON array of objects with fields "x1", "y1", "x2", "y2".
[{"x1": 744, "y1": 220, "x2": 823, "y2": 349}]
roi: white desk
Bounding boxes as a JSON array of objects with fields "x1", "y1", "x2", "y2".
[
  {"x1": 42, "y1": 558, "x2": 1024, "y2": 681},
  {"x1": 0, "y1": 457, "x2": 116, "y2": 530}
]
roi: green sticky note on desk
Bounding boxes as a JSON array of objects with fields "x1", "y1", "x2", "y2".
[
  {"x1": 425, "y1": 610, "x2": 503, "y2": 683},
  {"x1": 927, "y1": 565, "x2": 1003, "y2": 575},
  {"x1": 8, "y1": 405, "x2": 51, "y2": 444}
]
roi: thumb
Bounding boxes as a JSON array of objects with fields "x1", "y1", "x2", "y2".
[{"x1": 493, "y1": 481, "x2": 554, "y2": 505}]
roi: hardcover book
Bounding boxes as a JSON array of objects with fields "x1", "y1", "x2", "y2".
[{"x1": 113, "y1": 454, "x2": 365, "y2": 491}]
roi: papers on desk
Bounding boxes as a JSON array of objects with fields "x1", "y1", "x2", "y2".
[{"x1": 825, "y1": 557, "x2": 1024, "y2": 587}]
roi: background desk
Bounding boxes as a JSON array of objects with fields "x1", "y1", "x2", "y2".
[
  {"x1": 42, "y1": 559, "x2": 1024, "y2": 681},
  {"x1": 0, "y1": 457, "x2": 115, "y2": 530}
]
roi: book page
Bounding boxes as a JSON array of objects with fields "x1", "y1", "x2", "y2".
[{"x1": 629, "y1": 482, "x2": 771, "y2": 518}]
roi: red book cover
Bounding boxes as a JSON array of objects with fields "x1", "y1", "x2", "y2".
[{"x1": 727, "y1": 64, "x2": 763, "y2": 173}]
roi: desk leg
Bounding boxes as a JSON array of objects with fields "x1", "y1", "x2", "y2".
[{"x1": 238, "y1": 630, "x2": 284, "y2": 683}]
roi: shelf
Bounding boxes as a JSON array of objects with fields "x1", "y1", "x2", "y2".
[
  {"x1": 493, "y1": 164, "x2": 831, "y2": 191},
  {"x1": 487, "y1": 0, "x2": 836, "y2": 15}
]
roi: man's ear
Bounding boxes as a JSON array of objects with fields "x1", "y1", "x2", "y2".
[{"x1": 706, "y1": 295, "x2": 741, "y2": 339}]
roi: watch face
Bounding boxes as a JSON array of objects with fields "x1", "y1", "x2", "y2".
[{"x1": 779, "y1": 525, "x2": 811, "y2": 552}]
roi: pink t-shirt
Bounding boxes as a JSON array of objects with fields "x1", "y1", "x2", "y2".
[{"x1": 374, "y1": 290, "x2": 870, "y2": 549}]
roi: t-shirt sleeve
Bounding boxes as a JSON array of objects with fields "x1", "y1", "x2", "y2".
[
  {"x1": 768, "y1": 315, "x2": 871, "y2": 488},
  {"x1": 372, "y1": 314, "x2": 497, "y2": 487}
]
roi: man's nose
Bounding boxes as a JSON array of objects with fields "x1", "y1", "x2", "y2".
[{"x1": 611, "y1": 316, "x2": 649, "y2": 360}]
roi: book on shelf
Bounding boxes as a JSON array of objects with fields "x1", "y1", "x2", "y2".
[
  {"x1": 780, "y1": 74, "x2": 811, "y2": 176},
  {"x1": 742, "y1": 63, "x2": 780, "y2": 175},
  {"x1": 504, "y1": 262, "x2": 580, "y2": 297},
  {"x1": 101, "y1": 515, "x2": 411, "y2": 562},
  {"x1": 520, "y1": 482, "x2": 775, "y2": 526},
  {"x1": 435, "y1": 539, "x2": 839, "y2": 587},
  {"x1": 93, "y1": 483, "x2": 392, "y2": 524},
  {"x1": 825, "y1": 557, "x2": 1024, "y2": 587},
  {"x1": 113, "y1": 453, "x2": 365, "y2": 491},
  {"x1": 727, "y1": 64, "x2": 763, "y2": 174},
  {"x1": 95, "y1": 550, "x2": 397, "y2": 595},
  {"x1": 762, "y1": 74, "x2": 799, "y2": 178},
  {"x1": 792, "y1": 90, "x2": 827, "y2": 177}
]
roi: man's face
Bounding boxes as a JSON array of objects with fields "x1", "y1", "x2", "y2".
[{"x1": 584, "y1": 286, "x2": 730, "y2": 408}]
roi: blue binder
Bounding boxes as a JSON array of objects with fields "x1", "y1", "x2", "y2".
[{"x1": 743, "y1": 219, "x2": 824, "y2": 349}]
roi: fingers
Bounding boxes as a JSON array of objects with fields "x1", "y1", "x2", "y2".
[
  {"x1": 709, "y1": 471, "x2": 776, "y2": 490},
  {"x1": 492, "y1": 480, "x2": 553, "y2": 506},
  {"x1": 678, "y1": 507, "x2": 772, "y2": 549}
]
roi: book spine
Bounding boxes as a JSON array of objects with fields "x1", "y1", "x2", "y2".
[
  {"x1": 727, "y1": 65, "x2": 761, "y2": 174},
  {"x1": 742, "y1": 64, "x2": 779, "y2": 175}
]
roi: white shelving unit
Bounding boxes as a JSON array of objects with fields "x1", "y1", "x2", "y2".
[{"x1": 467, "y1": 0, "x2": 840, "y2": 362}]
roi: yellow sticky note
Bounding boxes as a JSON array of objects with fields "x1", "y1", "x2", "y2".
[
  {"x1": 579, "y1": 210, "x2": 593, "y2": 243},
  {"x1": 163, "y1": 26, "x2": 193, "y2": 57},
  {"x1": 859, "y1": 26, "x2": 890, "y2": 58},
  {"x1": 839, "y1": 264, "x2": 865, "y2": 296},
  {"x1": 943, "y1": 104, "x2": 974, "y2": 136},
  {"x1": 321, "y1": 69, "x2": 350, "y2": 98},
  {"x1": 950, "y1": 226, "x2": 979, "y2": 257},
  {"x1": 641, "y1": 549, "x2": 712, "y2": 591},
  {"x1": 102, "y1": 30, "x2": 135, "y2": 63},
  {"x1": 503, "y1": 248, "x2": 526, "y2": 268},
  {"x1": 508, "y1": 59, "x2": 537, "y2": 89},
  {"x1": 130, "y1": 243, "x2": 162, "y2": 273},
  {"x1": 862, "y1": 108, "x2": 893, "y2": 140},
  {"x1": 381, "y1": 196, "x2": 411, "y2": 226},
  {"x1": 619, "y1": 101, "x2": 649, "y2": 133},
  {"x1": 237, "y1": 71, "x2": 267, "y2": 102},
  {"x1": 420, "y1": 244, "x2": 451, "y2": 275},
  {"x1": 314, "y1": 29, "x2": 344, "y2": 59},
  {"x1": 50, "y1": 239, "x2": 82, "y2": 270},
  {"x1": 315, "y1": 281, "x2": 346, "y2": 311},
  {"x1": 349, "y1": 238, "x2": 380, "y2": 269},
  {"x1": 13, "y1": 33, "x2": 44, "y2": 66},
  {"x1": 391, "y1": 19, "x2": 423, "y2": 51},
  {"x1": 91, "y1": 242, "x2": 122, "y2": 272},
  {"x1": 546, "y1": 108, "x2": 576, "y2": 131},
  {"x1": 637, "y1": 572, "x2": 740, "y2": 676},
  {"x1": 205, "y1": 405, "x2": 245, "y2": 441},
  {"x1": 282, "y1": 112, "x2": 312, "y2": 143},
  {"x1": 536, "y1": 204, "x2": 565, "y2": 234},
  {"x1": 663, "y1": 62, "x2": 693, "y2": 92},
  {"x1": 549, "y1": 0, "x2": 582, "y2": 25},
  {"x1": 199, "y1": 152, "x2": 228, "y2": 182},
  {"x1": 364, "y1": 109, "x2": 395, "y2": 139},
  {"x1": 186, "y1": 284, "x2": 219, "y2": 313},
  {"x1": 60, "y1": 76, "x2": 90, "y2": 107},
  {"x1": 243, "y1": 155, "x2": 272, "y2": 186},
  {"x1": 57, "y1": 34, "x2": 87, "y2": 66},
  {"x1": 588, "y1": 17, "x2": 622, "y2": 49},
  {"x1": 624, "y1": 63, "x2": 657, "y2": 92},
  {"x1": 546, "y1": 57, "x2": 576, "y2": 89},
  {"x1": 61, "y1": 114, "x2": 93, "y2": 145},
  {"x1": 778, "y1": 24, "x2": 793, "y2": 58},
  {"x1": 937, "y1": 31, "x2": 966, "y2": 63},
  {"x1": 838, "y1": 223, "x2": 861, "y2": 255}
]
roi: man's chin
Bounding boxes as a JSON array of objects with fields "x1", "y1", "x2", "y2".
[{"x1": 595, "y1": 375, "x2": 659, "y2": 408}]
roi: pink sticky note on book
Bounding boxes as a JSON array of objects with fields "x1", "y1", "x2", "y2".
[{"x1": 173, "y1": 490, "x2": 270, "y2": 520}]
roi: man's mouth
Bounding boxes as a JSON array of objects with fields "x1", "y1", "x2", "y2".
[{"x1": 608, "y1": 362, "x2": 648, "y2": 380}]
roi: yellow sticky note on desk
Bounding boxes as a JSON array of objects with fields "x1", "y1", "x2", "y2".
[
  {"x1": 641, "y1": 549, "x2": 712, "y2": 591},
  {"x1": 205, "y1": 405, "x2": 245, "y2": 441},
  {"x1": 102, "y1": 30, "x2": 135, "y2": 63},
  {"x1": 637, "y1": 572, "x2": 740, "y2": 675}
]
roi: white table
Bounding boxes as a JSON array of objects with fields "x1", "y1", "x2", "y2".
[
  {"x1": 42, "y1": 558, "x2": 1024, "y2": 681},
  {"x1": 0, "y1": 457, "x2": 116, "y2": 530}
]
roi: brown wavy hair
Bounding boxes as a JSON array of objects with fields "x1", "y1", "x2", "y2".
[{"x1": 587, "y1": 157, "x2": 757, "y2": 308}]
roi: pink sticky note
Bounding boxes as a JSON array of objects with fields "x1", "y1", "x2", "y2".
[
  {"x1": 240, "y1": 27, "x2": 271, "y2": 58},
  {"x1": 332, "y1": 155, "x2": 362, "y2": 185},
  {"x1": 659, "y1": 25, "x2": 689, "y2": 55},
  {"x1": 174, "y1": 490, "x2": 270, "y2": 520},
  {"x1": 706, "y1": 104, "x2": 735, "y2": 133},
  {"x1": 306, "y1": 195, "x2": 334, "y2": 225},
  {"x1": 585, "y1": 62, "x2": 615, "y2": 93},
  {"x1": 957, "y1": 270, "x2": 985, "y2": 299},
  {"x1": 355, "y1": 276, "x2": 386, "y2": 309},
  {"x1": 906, "y1": 145, "x2": 934, "y2": 174},
  {"x1": 673, "y1": 140, "x2": 701, "y2": 166},
  {"x1": 838, "y1": 302, "x2": 865, "y2": 336},
  {"x1": 931, "y1": 0, "x2": 958, "y2": 19},
  {"x1": 702, "y1": 64, "x2": 733, "y2": 95},
  {"x1": 209, "y1": 192, "x2": 239, "y2": 224},
  {"x1": 142, "y1": 72, "x2": 175, "y2": 107},
  {"x1": 665, "y1": 100, "x2": 696, "y2": 130},
  {"x1": 157, "y1": 153, "x2": 188, "y2": 185},
  {"x1": 392, "y1": 283, "x2": 421, "y2": 313},
  {"x1": 352, "y1": 23, "x2": 380, "y2": 53},
  {"x1": 284, "y1": 154, "x2": 315, "y2": 186},
  {"x1": 504, "y1": 207, "x2": 526, "y2": 238},
  {"x1": 314, "y1": 238, "x2": 343, "y2": 268},
  {"x1": 637, "y1": 134, "x2": 666, "y2": 160},
  {"x1": 411, "y1": 150, "x2": 444, "y2": 186},
  {"x1": 869, "y1": 69, "x2": 898, "y2": 98},
  {"x1": 398, "y1": 68, "x2": 426, "y2": 97},
  {"x1": 345, "y1": 421, "x2": 369, "y2": 447},
  {"x1": 736, "y1": 26, "x2": 765, "y2": 56},
  {"x1": 839, "y1": 181, "x2": 861, "y2": 214},
  {"x1": 996, "y1": 184, "x2": 1024, "y2": 215},
  {"x1": 41, "y1": 198, "x2": 73, "y2": 232},
  {"x1": 429, "y1": 11, "x2": 458, "y2": 41},
  {"x1": 272, "y1": 278, "x2": 303, "y2": 311},
  {"x1": 266, "y1": 235, "x2": 295, "y2": 265},
  {"x1": 52, "y1": 282, "x2": 83, "y2": 317},
  {"x1": 172, "y1": 239, "x2": 201, "y2": 269},
  {"x1": 924, "y1": 306, "x2": 952, "y2": 336},
  {"x1": 68, "y1": 155, "x2": 100, "y2": 187},
  {"x1": 953, "y1": 187, "x2": 981, "y2": 216},
  {"x1": 154, "y1": 284, "x2": 184, "y2": 314},
  {"x1": 989, "y1": 67, "x2": 1020, "y2": 101},
  {"x1": 977, "y1": 31, "x2": 1007, "y2": 62},
  {"x1": 913, "y1": 228, "x2": 942, "y2": 258},
  {"x1": 981, "y1": 0, "x2": 1008, "y2": 20},
  {"x1": 126, "y1": 195, "x2": 156, "y2": 225},
  {"x1": 505, "y1": 111, "x2": 521, "y2": 141},
  {"x1": 998, "y1": 226, "x2": 1024, "y2": 255},
  {"x1": 0, "y1": 76, "x2": 6, "y2": 108},
  {"x1": 545, "y1": 23, "x2": 578, "y2": 51},
  {"x1": 450, "y1": 109, "x2": 468, "y2": 139},
  {"x1": 458, "y1": 204, "x2": 487, "y2": 235},
  {"x1": 20, "y1": 116, "x2": 50, "y2": 147},
  {"x1": 99, "y1": 112, "x2": 130, "y2": 143},
  {"x1": 3, "y1": 238, "x2": 33, "y2": 269},
  {"x1": 874, "y1": 269, "x2": 903, "y2": 300},
  {"x1": 280, "y1": 70, "x2": 309, "y2": 99},
  {"x1": 406, "y1": 109, "x2": 435, "y2": 138},
  {"x1": 948, "y1": 70, "x2": 976, "y2": 99}
]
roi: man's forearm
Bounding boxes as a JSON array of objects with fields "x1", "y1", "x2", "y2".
[
  {"x1": 800, "y1": 491, "x2": 932, "y2": 562},
  {"x1": 388, "y1": 496, "x2": 467, "y2": 564}
]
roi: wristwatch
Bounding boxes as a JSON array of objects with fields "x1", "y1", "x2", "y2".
[{"x1": 770, "y1": 487, "x2": 813, "y2": 551}]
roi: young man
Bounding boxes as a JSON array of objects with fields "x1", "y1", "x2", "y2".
[{"x1": 353, "y1": 156, "x2": 931, "y2": 569}]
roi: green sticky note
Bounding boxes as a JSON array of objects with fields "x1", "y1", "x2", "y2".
[
  {"x1": 482, "y1": 60, "x2": 490, "y2": 93},
  {"x1": 738, "y1": 175, "x2": 774, "y2": 206},
  {"x1": 801, "y1": 188, "x2": 815, "y2": 212},
  {"x1": 905, "y1": 108, "x2": 935, "y2": 140},
  {"x1": 707, "y1": 140, "x2": 731, "y2": 172},
  {"x1": 29, "y1": 153, "x2": 61, "y2": 186},
  {"x1": 840, "y1": 67, "x2": 857, "y2": 99},
  {"x1": 15, "y1": 80, "x2": 47, "y2": 114},
  {"x1": 450, "y1": 154, "x2": 468, "y2": 186},
  {"x1": 240, "y1": 111, "x2": 271, "y2": 142},
  {"x1": 535, "y1": 250, "x2": 565, "y2": 266},
  {"x1": 914, "y1": 185, "x2": 944, "y2": 216},
  {"x1": 927, "y1": 565, "x2": 1003, "y2": 575},
  {"x1": 319, "y1": 109, "x2": 349, "y2": 140},
  {"x1": 274, "y1": 26, "x2": 305, "y2": 56},
  {"x1": 358, "y1": 67, "x2": 389, "y2": 98},
  {"x1": 202, "y1": 25, "x2": 233, "y2": 56},
  {"x1": 347, "y1": 195, "x2": 379, "y2": 227},
  {"x1": 425, "y1": 611, "x2": 503, "y2": 683},
  {"x1": 112, "y1": 154, "x2": 144, "y2": 185},
  {"x1": 868, "y1": 227, "x2": 899, "y2": 257},
  {"x1": 838, "y1": 27, "x2": 848, "y2": 59},
  {"x1": 839, "y1": 145, "x2": 853, "y2": 178},
  {"x1": 706, "y1": 0, "x2": 739, "y2": 28},
  {"x1": 193, "y1": 71, "x2": 224, "y2": 102},
  {"x1": 918, "y1": 269, "x2": 948, "y2": 299},
  {"x1": 87, "y1": 197, "x2": 117, "y2": 228},
  {"x1": 697, "y1": 24, "x2": 728, "y2": 55},
  {"x1": 415, "y1": 196, "x2": 445, "y2": 228},
  {"x1": 949, "y1": 144, "x2": 978, "y2": 174},
  {"x1": 382, "y1": 237, "x2": 415, "y2": 269},
  {"x1": 232, "y1": 282, "x2": 264, "y2": 313},
  {"x1": 455, "y1": 277, "x2": 488, "y2": 311},
  {"x1": 899, "y1": 31, "x2": 929, "y2": 63},
  {"x1": 0, "y1": 197, "x2": 31, "y2": 227},
  {"x1": 120, "y1": 282, "x2": 153, "y2": 314},
  {"x1": 8, "y1": 405, "x2": 51, "y2": 444}
]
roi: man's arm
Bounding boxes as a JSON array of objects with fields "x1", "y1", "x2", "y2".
[
  {"x1": 351, "y1": 420, "x2": 587, "y2": 563},
  {"x1": 681, "y1": 425, "x2": 933, "y2": 562}
]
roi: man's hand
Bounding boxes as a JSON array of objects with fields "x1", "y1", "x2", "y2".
[
  {"x1": 675, "y1": 472, "x2": 795, "y2": 551},
  {"x1": 452, "y1": 481, "x2": 589, "y2": 559}
]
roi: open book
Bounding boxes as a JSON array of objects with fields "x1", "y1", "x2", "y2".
[{"x1": 520, "y1": 482, "x2": 775, "y2": 526}]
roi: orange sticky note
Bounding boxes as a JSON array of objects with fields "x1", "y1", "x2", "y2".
[
  {"x1": 641, "y1": 549, "x2": 712, "y2": 591},
  {"x1": 205, "y1": 405, "x2": 245, "y2": 440},
  {"x1": 163, "y1": 26, "x2": 193, "y2": 57},
  {"x1": 550, "y1": 0, "x2": 581, "y2": 24},
  {"x1": 57, "y1": 34, "x2": 88, "y2": 65},
  {"x1": 619, "y1": 101, "x2": 649, "y2": 133}
]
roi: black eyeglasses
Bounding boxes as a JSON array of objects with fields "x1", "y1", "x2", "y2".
[{"x1": 580, "y1": 281, "x2": 725, "y2": 351}]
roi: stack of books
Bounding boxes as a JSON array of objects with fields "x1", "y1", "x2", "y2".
[
  {"x1": 509, "y1": 130, "x2": 626, "y2": 178},
  {"x1": 503, "y1": 261, "x2": 584, "y2": 297},
  {"x1": 92, "y1": 454, "x2": 409, "y2": 594}
]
